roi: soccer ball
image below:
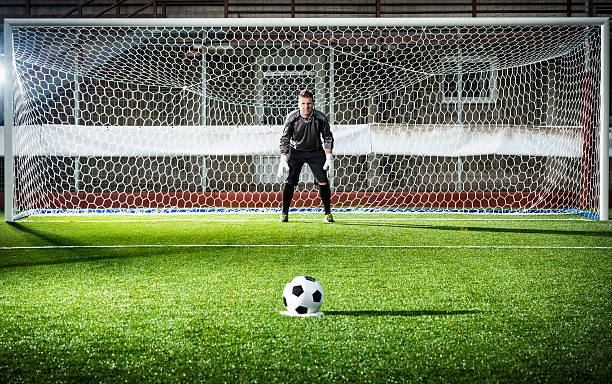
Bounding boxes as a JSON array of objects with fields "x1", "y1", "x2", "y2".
[{"x1": 282, "y1": 276, "x2": 324, "y2": 316}]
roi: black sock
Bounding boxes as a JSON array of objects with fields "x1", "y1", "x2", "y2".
[
  {"x1": 282, "y1": 183, "x2": 295, "y2": 215},
  {"x1": 318, "y1": 184, "x2": 331, "y2": 214}
]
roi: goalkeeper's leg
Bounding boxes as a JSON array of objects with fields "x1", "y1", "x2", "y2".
[
  {"x1": 306, "y1": 151, "x2": 333, "y2": 219},
  {"x1": 281, "y1": 183, "x2": 295, "y2": 221},
  {"x1": 280, "y1": 151, "x2": 304, "y2": 222},
  {"x1": 318, "y1": 183, "x2": 331, "y2": 215}
]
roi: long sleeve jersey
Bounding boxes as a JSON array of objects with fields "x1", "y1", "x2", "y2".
[{"x1": 279, "y1": 109, "x2": 334, "y2": 153}]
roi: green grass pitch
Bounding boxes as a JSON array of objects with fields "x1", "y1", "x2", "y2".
[{"x1": 0, "y1": 210, "x2": 611, "y2": 383}]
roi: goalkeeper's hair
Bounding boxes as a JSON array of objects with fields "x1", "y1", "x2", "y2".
[{"x1": 298, "y1": 89, "x2": 314, "y2": 101}]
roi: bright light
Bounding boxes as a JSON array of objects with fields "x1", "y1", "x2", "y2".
[{"x1": 0, "y1": 54, "x2": 4, "y2": 85}]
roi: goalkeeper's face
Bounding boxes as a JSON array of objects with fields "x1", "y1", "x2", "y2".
[{"x1": 298, "y1": 96, "x2": 314, "y2": 118}]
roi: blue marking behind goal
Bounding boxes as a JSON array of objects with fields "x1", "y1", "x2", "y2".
[{"x1": 12, "y1": 207, "x2": 600, "y2": 220}]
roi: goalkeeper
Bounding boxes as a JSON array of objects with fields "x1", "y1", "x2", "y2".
[{"x1": 278, "y1": 89, "x2": 334, "y2": 223}]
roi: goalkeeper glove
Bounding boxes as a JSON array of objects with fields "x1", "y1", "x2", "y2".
[
  {"x1": 323, "y1": 153, "x2": 333, "y2": 171},
  {"x1": 277, "y1": 154, "x2": 289, "y2": 178}
]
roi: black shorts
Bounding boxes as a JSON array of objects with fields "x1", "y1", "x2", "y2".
[{"x1": 286, "y1": 148, "x2": 329, "y2": 185}]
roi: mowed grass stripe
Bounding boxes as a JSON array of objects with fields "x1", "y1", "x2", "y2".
[
  {"x1": 3, "y1": 213, "x2": 611, "y2": 251},
  {"x1": 2, "y1": 244, "x2": 612, "y2": 250}
]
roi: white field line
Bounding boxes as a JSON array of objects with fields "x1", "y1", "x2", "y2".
[{"x1": 1, "y1": 244, "x2": 611, "y2": 250}]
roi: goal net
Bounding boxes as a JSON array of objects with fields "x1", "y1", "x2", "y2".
[{"x1": 3, "y1": 18, "x2": 609, "y2": 220}]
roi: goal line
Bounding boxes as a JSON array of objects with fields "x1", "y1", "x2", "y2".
[{"x1": 10, "y1": 206, "x2": 598, "y2": 222}]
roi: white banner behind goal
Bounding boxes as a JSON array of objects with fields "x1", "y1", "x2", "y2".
[
  {"x1": 3, "y1": 18, "x2": 609, "y2": 220},
  {"x1": 0, "y1": 124, "x2": 585, "y2": 157}
]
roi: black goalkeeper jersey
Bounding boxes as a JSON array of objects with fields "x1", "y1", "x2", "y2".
[{"x1": 280, "y1": 109, "x2": 334, "y2": 153}]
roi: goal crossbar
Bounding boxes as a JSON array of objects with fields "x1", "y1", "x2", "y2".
[{"x1": 4, "y1": 17, "x2": 609, "y2": 27}]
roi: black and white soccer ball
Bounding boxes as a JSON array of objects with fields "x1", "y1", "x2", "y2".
[{"x1": 282, "y1": 276, "x2": 324, "y2": 316}]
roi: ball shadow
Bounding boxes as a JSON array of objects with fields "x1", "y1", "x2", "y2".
[{"x1": 323, "y1": 309, "x2": 484, "y2": 317}]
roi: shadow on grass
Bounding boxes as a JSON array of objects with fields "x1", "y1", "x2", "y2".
[
  {"x1": 2, "y1": 222, "x2": 141, "y2": 268},
  {"x1": 7, "y1": 222, "x2": 76, "y2": 246},
  {"x1": 335, "y1": 221, "x2": 612, "y2": 238},
  {"x1": 324, "y1": 309, "x2": 484, "y2": 317}
]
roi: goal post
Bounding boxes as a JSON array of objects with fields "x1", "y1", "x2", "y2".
[
  {"x1": 2, "y1": 17, "x2": 609, "y2": 221},
  {"x1": 3, "y1": 20, "x2": 15, "y2": 223},
  {"x1": 599, "y1": 19, "x2": 610, "y2": 221}
]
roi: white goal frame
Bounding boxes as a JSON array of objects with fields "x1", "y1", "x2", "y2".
[{"x1": 3, "y1": 17, "x2": 610, "y2": 221}]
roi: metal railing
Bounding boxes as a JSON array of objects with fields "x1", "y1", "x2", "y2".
[{"x1": 1, "y1": 0, "x2": 609, "y2": 19}]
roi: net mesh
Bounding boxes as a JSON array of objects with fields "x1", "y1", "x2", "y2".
[{"x1": 6, "y1": 22, "x2": 604, "y2": 217}]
